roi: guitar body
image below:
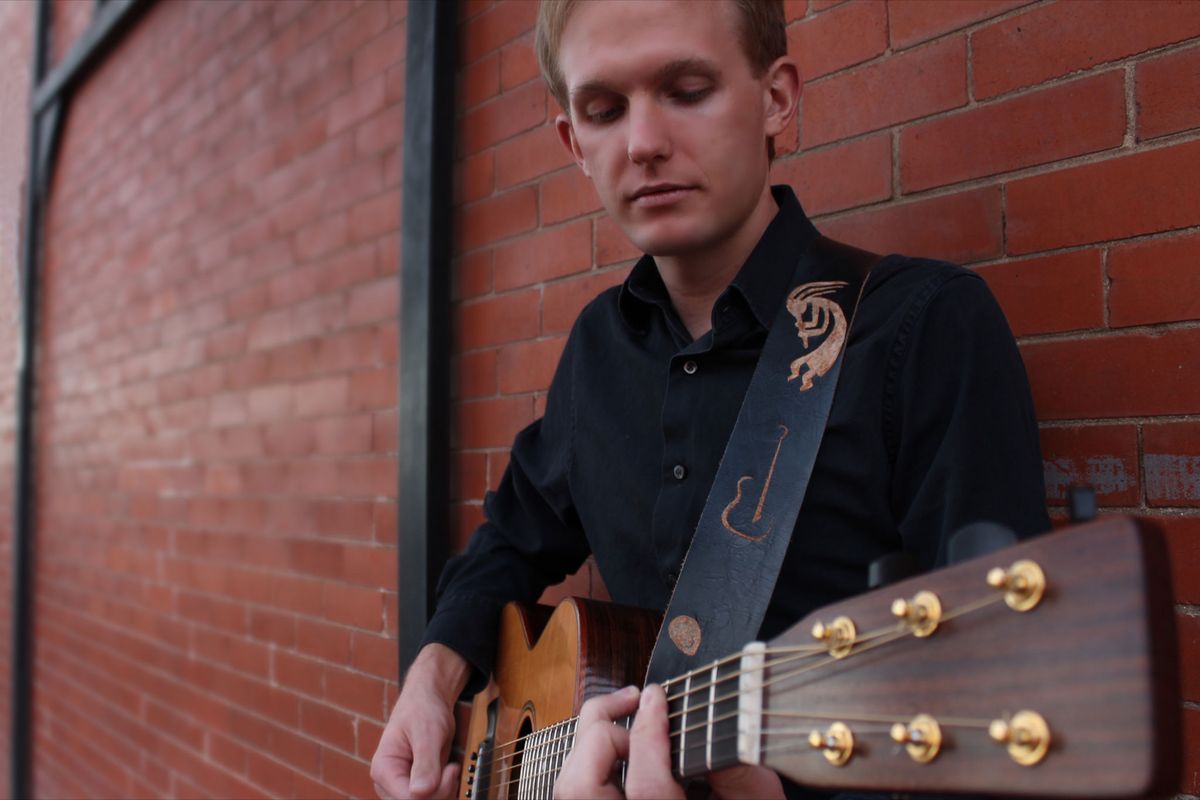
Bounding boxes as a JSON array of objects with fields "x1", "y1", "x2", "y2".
[{"x1": 459, "y1": 597, "x2": 661, "y2": 800}]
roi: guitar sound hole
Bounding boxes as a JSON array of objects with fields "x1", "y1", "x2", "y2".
[{"x1": 506, "y1": 716, "x2": 533, "y2": 800}]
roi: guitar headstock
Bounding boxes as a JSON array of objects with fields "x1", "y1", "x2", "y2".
[{"x1": 751, "y1": 516, "x2": 1179, "y2": 797}]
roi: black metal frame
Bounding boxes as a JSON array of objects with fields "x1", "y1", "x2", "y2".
[
  {"x1": 397, "y1": 0, "x2": 458, "y2": 675},
  {"x1": 11, "y1": 1, "x2": 148, "y2": 796}
]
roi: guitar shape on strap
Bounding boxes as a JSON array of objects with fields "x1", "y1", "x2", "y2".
[{"x1": 457, "y1": 516, "x2": 1181, "y2": 799}]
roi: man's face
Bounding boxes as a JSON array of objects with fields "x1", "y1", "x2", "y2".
[{"x1": 556, "y1": 1, "x2": 787, "y2": 258}]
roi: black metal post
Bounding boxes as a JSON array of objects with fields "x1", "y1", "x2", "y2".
[
  {"x1": 397, "y1": 0, "x2": 458, "y2": 675},
  {"x1": 11, "y1": 0, "x2": 51, "y2": 794}
]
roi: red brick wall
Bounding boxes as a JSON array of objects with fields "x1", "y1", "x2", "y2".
[
  {"x1": 0, "y1": 1, "x2": 34, "y2": 794},
  {"x1": 30, "y1": 0, "x2": 407, "y2": 796},
  {"x1": 450, "y1": 0, "x2": 1200, "y2": 793}
]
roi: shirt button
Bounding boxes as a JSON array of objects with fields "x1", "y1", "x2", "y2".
[
  {"x1": 673, "y1": 464, "x2": 687, "y2": 480},
  {"x1": 683, "y1": 360, "x2": 698, "y2": 375}
]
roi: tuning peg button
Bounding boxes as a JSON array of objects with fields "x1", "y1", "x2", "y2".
[
  {"x1": 989, "y1": 710, "x2": 1050, "y2": 766},
  {"x1": 808, "y1": 722, "x2": 854, "y2": 766},
  {"x1": 986, "y1": 559, "x2": 1046, "y2": 611}
]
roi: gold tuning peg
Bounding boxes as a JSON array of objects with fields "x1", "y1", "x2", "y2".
[
  {"x1": 810, "y1": 616, "x2": 856, "y2": 659},
  {"x1": 808, "y1": 722, "x2": 854, "y2": 766},
  {"x1": 989, "y1": 710, "x2": 1050, "y2": 765},
  {"x1": 985, "y1": 560, "x2": 1046, "y2": 611},
  {"x1": 889, "y1": 714, "x2": 942, "y2": 763},
  {"x1": 889, "y1": 591, "x2": 942, "y2": 637}
]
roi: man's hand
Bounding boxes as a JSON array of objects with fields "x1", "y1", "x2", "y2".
[
  {"x1": 371, "y1": 644, "x2": 471, "y2": 800},
  {"x1": 556, "y1": 684, "x2": 783, "y2": 800}
]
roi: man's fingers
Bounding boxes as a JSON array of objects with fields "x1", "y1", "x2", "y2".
[
  {"x1": 578, "y1": 684, "x2": 640, "y2": 726},
  {"x1": 626, "y1": 684, "x2": 685, "y2": 800},
  {"x1": 436, "y1": 761, "x2": 461, "y2": 800},
  {"x1": 408, "y1": 733, "x2": 445, "y2": 798},
  {"x1": 555, "y1": 686, "x2": 639, "y2": 799}
]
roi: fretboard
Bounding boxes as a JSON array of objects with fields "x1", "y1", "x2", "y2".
[{"x1": 513, "y1": 653, "x2": 752, "y2": 795}]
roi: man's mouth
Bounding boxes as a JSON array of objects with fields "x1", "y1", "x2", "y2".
[{"x1": 629, "y1": 184, "x2": 695, "y2": 207}]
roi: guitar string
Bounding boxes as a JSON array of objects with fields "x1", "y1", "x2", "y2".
[
  {"x1": 475, "y1": 590, "x2": 1007, "y2": 785},
  {"x1": 478, "y1": 615, "x2": 912, "y2": 767},
  {"x1": 486, "y1": 709, "x2": 1000, "y2": 794}
]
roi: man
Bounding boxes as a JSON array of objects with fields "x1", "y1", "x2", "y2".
[{"x1": 371, "y1": 1, "x2": 1049, "y2": 798}]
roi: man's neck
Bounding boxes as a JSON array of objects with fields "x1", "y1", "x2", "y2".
[{"x1": 655, "y1": 184, "x2": 779, "y2": 340}]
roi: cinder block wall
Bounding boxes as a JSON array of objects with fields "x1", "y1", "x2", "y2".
[{"x1": 450, "y1": 0, "x2": 1200, "y2": 792}]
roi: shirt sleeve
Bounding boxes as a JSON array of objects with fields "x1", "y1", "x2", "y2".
[
  {"x1": 419, "y1": 327, "x2": 591, "y2": 691},
  {"x1": 886, "y1": 270, "x2": 1050, "y2": 569}
]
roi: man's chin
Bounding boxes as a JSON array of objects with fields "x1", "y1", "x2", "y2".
[{"x1": 623, "y1": 222, "x2": 713, "y2": 259}]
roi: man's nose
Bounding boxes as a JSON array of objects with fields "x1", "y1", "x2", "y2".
[{"x1": 626, "y1": 99, "x2": 672, "y2": 165}]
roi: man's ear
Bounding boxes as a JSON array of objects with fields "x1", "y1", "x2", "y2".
[
  {"x1": 555, "y1": 112, "x2": 591, "y2": 178},
  {"x1": 762, "y1": 56, "x2": 801, "y2": 140}
]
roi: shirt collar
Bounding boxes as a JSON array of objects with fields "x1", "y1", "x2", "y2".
[{"x1": 617, "y1": 185, "x2": 820, "y2": 334}]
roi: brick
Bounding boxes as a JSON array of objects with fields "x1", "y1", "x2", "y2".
[
  {"x1": 543, "y1": 266, "x2": 629, "y2": 334},
  {"x1": 1185, "y1": 705, "x2": 1200, "y2": 795},
  {"x1": 456, "y1": 395, "x2": 536, "y2": 449},
  {"x1": 453, "y1": 502, "x2": 487, "y2": 550},
  {"x1": 461, "y1": 0, "x2": 538, "y2": 64},
  {"x1": 272, "y1": 649, "x2": 324, "y2": 696},
  {"x1": 1159, "y1": 516, "x2": 1200, "y2": 604},
  {"x1": 350, "y1": 631, "x2": 398, "y2": 679},
  {"x1": 818, "y1": 186, "x2": 1003, "y2": 265},
  {"x1": 493, "y1": 220, "x2": 592, "y2": 291},
  {"x1": 296, "y1": 618, "x2": 352, "y2": 663},
  {"x1": 351, "y1": 22, "x2": 407, "y2": 86},
  {"x1": 1179, "y1": 612, "x2": 1200, "y2": 703},
  {"x1": 771, "y1": 133, "x2": 891, "y2": 216},
  {"x1": 250, "y1": 608, "x2": 297, "y2": 647},
  {"x1": 327, "y1": 73, "x2": 387, "y2": 136},
  {"x1": 460, "y1": 80, "x2": 546, "y2": 155},
  {"x1": 454, "y1": 452, "x2": 489, "y2": 500},
  {"x1": 889, "y1": 0, "x2": 1028, "y2": 49},
  {"x1": 459, "y1": 187, "x2": 538, "y2": 252},
  {"x1": 454, "y1": 348, "x2": 499, "y2": 399},
  {"x1": 294, "y1": 212, "x2": 349, "y2": 262},
  {"x1": 246, "y1": 752, "x2": 295, "y2": 799},
  {"x1": 900, "y1": 71, "x2": 1125, "y2": 193},
  {"x1": 541, "y1": 167, "x2": 603, "y2": 225},
  {"x1": 498, "y1": 336, "x2": 567, "y2": 395},
  {"x1": 802, "y1": 37, "x2": 967, "y2": 147},
  {"x1": 972, "y1": 0, "x2": 1200, "y2": 100},
  {"x1": 1109, "y1": 231, "x2": 1200, "y2": 328},
  {"x1": 811, "y1": 0, "x2": 846, "y2": 10},
  {"x1": 500, "y1": 34, "x2": 540, "y2": 89},
  {"x1": 1007, "y1": 139, "x2": 1200, "y2": 255},
  {"x1": 1137, "y1": 43, "x2": 1200, "y2": 141},
  {"x1": 347, "y1": 277, "x2": 399, "y2": 326},
  {"x1": 348, "y1": 189, "x2": 401, "y2": 244},
  {"x1": 1020, "y1": 328, "x2": 1200, "y2": 419},
  {"x1": 1144, "y1": 422, "x2": 1200, "y2": 508},
  {"x1": 456, "y1": 289, "x2": 540, "y2": 350},
  {"x1": 324, "y1": 666, "x2": 386, "y2": 717},
  {"x1": 458, "y1": 150, "x2": 494, "y2": 206},
  {"x1": 1038, "y1": 424, "x2": 1139, "y2": 507},
  {"x1": 323, "y1": 582, "x2": 384, "y2": 630},
  {"x1": 784, "y1": 0, "x2": 808, "y2": 22},
  {"x1": 350, "y1": 366, "x2": 398, "y2": 411},
  {"x1": 460, "y1": 51, "x2": 500, "y2": 109},
  {"x1": 300, "y1": 699, "x2": 357, "y2": 752},
  {"x1": 495, "y1": 124, "x2": 574, "y2": 190},
  {"x1": 787, "y1": 0, "x2": 887, "y2": 81},
  {"x1": 455, "y1": 250, "x2": 493, "y2": 301},
  {"x1": 975, "y1": 250, "x2": 1104, "y2": 336}
]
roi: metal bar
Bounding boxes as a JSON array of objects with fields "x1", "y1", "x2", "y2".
[
  {"x1": 11, "y1": 0, "x2": 51, "y2": 793},
  {"x1": 31, "y1": 0, "x2": 144, "y2": 114},
  {"x1": 397, "y1": 0, "x2": 458, "y2": 675}
]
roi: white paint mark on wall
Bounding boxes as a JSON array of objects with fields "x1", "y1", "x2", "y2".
[
  {"x1": 1145, "y1": 454, "x2": 1200, "y2": 502},
  {"x1": 1043, "y1": 456, "x2": 1131, "y2": 499}
]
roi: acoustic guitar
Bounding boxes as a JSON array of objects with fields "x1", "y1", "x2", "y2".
[{"x1": 457, "y1": 516, "x2": 1181, "y2": 799}]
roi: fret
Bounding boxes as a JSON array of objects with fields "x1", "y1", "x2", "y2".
[
  {"x1": 679, "y1": 674, "x2": 691, "y2": 775},
  {"x1": 735, "y1": 642, "x2": 766, "y2": 767},
  {"x1": 706, "y1": 659, "x2": 717, "y2": 771},
  {"x1": 538, "y1": 726, "x2": 550, "y2": 799},
  {"x1": 620, "y1": 713, "x2": 631, "y2": 788}
]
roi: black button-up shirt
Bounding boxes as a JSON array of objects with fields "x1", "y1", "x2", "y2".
[{"x1": 425, "y1": 186, "x2": 1048, "y2": 693}]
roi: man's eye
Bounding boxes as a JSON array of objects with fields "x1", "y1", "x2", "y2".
[
  {"x1": 586, "y1": 105, "x2": 623, "y2": 124},
  {"x1": 673, "y1": 87, "x2": 712, "y2": 104}
]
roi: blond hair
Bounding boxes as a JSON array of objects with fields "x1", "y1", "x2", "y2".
[{"x1": 535, "y1": 0, "x2": 787, "y2": 112}]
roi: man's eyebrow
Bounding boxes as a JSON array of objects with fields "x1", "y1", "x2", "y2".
[{"x1": 569, "y1": 58, "x2": 721, "y2": 103}]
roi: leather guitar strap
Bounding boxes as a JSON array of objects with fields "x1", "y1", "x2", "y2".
[{"x1": 644, "y1": 236, "x2": 880, "y2": 685}]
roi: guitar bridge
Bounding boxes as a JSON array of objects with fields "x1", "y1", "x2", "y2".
[{"x1": 736, "y1": 642, "x2": 767, "y2": 765}]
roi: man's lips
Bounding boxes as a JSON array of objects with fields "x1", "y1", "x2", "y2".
[{"x1": 628, "y1": 184, "x2": 696, "y2": 207}]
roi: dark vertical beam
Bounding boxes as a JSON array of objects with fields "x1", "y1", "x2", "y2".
[
  {"x1": 397, "y1": 0, "x2": 458, "y2": 674},
  {"x1": 11, "y1": 0, "x2": 51, "y2": 795}
]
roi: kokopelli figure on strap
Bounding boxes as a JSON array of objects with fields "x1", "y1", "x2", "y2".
[{"x1": 785, "y1": 280, "x2": 849, "y2": 392}]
